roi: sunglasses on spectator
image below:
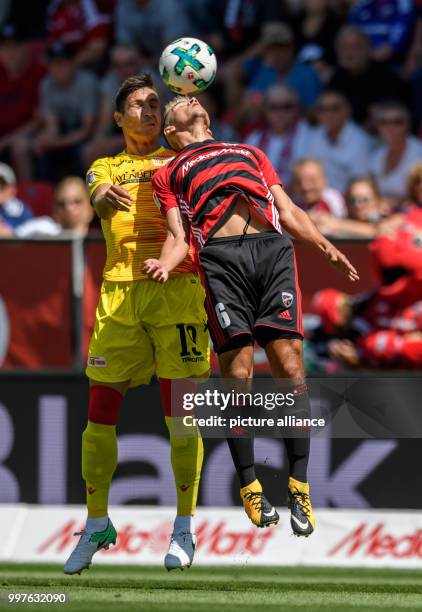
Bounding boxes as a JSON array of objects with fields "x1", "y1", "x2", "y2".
[
  {"x1": 347, "y1": 196, "x2": 371, "y2": 206},
  {"x1": 377, "y1": 116, "x2": 407, "y2": 126},
  {"x1": 318, "y1": 103, "x2": 344, "y2": 113},
  {"x1": 267, "y1": 102, "x2": 298, "y2": 111}
]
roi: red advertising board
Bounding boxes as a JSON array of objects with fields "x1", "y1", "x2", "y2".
[{"x1": 0, "y1": 239, "x2": 376, "y2": 369}]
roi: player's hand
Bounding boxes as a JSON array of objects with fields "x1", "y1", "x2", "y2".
[
  {"x1": 143, "y1": 258, "x2": 169, "y2": 283},
  {"x1": 328, "y1": 339, "x2": 360, "y2": 367},
  {"x1": 104, "y1": 185, "x2": 132, "y2": 212},
  {"x1": 324, "y1": 244, "x2": 359, "y2": 282}
]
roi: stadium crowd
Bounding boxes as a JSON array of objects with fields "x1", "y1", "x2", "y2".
[{"x1": 0, "y1": 0, "x2": 421, "y2": 370}]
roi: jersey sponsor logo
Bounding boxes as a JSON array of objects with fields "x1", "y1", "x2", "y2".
[
  {"x1": 278, "y1": 309, "x2": 292, "y2": 321},
  {"x1": 181, "y1": 147, "x2": 254, "y2": 177},
  {"x1": 86, "y1": 170, "x2": 96, "y2": 187},
  {"x1": 87, "y1": 356, "x2": 107, "y2": 367},
  {"x1": 282, "y1": 292, "x2": 294, "y2": 308},
  {"x1": 114, "y1": 169, "x2": 155, "y2": 184}
]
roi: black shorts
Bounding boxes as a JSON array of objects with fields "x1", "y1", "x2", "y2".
[{"x1": 199, "y1": 230, "x2": 303, "y2": 354}]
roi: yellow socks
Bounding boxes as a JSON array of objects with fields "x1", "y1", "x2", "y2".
[
  {"x1": 82, "y1": 421, "x2": 118, "y2": 518},
  {"x1": 165, "y1": 416, "x2": 204, "y2": 516}
]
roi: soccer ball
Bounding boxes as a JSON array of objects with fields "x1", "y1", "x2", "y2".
[{"x1": 159, "y1": 37, "x2": 217, "y2": 95}]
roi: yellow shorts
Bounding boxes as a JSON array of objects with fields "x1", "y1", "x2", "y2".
[{"x1": 86, "y1": 274, "x2": 210, "y2": 387}]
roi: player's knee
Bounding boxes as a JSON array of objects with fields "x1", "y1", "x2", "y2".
[
  {"x1": 281, "y1": 344, "x2": 304, "y2": 381},
  {"x1": 229, "y1": 362, "x2": 253, "y2": 379}
]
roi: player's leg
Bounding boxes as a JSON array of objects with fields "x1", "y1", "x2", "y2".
[
  {"x1": 199, "y1": 235, "x2": 279, "y2": 528},
  {"x1": 218, "y1": 344, "x2": 280, "y2": 528},
  {"x1": 264, "y1": 338, "x2": 315, "y2": 536},
  {"x1": 65, "y1": 281, "x2": 154, "y2": 574},
  {"x1": 159, "y1": 377, "x2": 204, "y2": 570},
  {"x1": 143, "y1": 274, "x2": 210, "y2": 570},
  {"x1": 64, "y1": 379, "x2": 127, "y2": 575}
]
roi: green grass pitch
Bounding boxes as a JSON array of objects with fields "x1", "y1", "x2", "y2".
[{"x1": 1, "y1": 564, "x2": 422, "y2": 612}]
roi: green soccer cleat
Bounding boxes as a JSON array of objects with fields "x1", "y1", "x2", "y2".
[{"x1": 64, "y1": 518, "x2": 117, "y2": 575}]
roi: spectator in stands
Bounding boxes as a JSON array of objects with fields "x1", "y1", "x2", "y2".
[
  {"x1": 309, "y1": 177, "x2": 387, "y2": 238},
  {"x1": 291, "y1": 158, "x2": 347, "y2": 221},
  {"x1": 245, "y1": 84, "x2": 312, "y2": 186},
  {"x1": 307, "y1": 90, "x2": 374, "y2": 193},
  {"x1": 328, "y1": 26, "x2": 409, "y2": 123},
  {"x1": 405, "y1": 162, "x2": 422, "y2": 210},
  {"x1": 348, "y1": 0, "x2": 416, "y2": 63},
  {"x1": 0, "y1": 162, "x2": 32, "y2": 237},
  {"x1": 198, "y1": 0, "x2": 291, "y2": 60},
  {"x1": 15, "y1": 176, "x2": 93, "y2": 237},
  {"x1": 15, "y1": 42, "x2": 99, "y2": 182},
  {"x1": 116, "y1": 0, "x2": 193, "y2": 58},
  {"x1": 0, "y1": 24, "x2": 45, "y2": 178},
  {"x1": 291, "y1": 0, "x2": 343, "y2": 65},
  {"x1": 243, "y1": 22, "x2": 322, "y2": 108},
  {"x1": 47, "y1": 0, "x2": 113, "y2": 71},
  {"x1": 369, "y1": 101, "x2": 422, "y2": 204},
  {"x1": 82, "y1": 44, "x2": 166, "y2": 166}
]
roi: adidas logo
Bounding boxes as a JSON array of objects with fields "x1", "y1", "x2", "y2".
[{"x1": 278, "y1": 310, "x2": 292, "y2": 321}]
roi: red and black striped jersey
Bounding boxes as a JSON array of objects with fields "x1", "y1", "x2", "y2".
[{"x1": 152, "y1": 139, "x2": 283, "y2": 248}]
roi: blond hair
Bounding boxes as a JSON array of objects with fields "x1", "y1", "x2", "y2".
[{"x1": 163, "y1": 95, "x2": 190, "y2": 128}]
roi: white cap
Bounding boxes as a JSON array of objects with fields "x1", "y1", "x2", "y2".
[{"x1": 0, "y1": 162, "x2": 16, "y2": 185}]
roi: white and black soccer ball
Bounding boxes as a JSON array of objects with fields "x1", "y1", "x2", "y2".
[{"x1": 159, "y1": 37, "x2": 217, "y2": 95}]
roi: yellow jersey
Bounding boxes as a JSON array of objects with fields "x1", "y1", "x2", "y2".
[{"x1": 86, "y1": 147, "x2": 195, "y2": 281}]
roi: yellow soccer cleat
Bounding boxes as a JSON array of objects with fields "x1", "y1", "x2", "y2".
[
  {"x1": 287, "y1": 477, "x2": 315, "y2": 537},
  {"x1": 240, "y1": 479, "x2": 279, "y2": 528}
]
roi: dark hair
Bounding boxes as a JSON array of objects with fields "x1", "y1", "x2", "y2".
[{"x1": 115, "y1": 73, "x2": 156, "y2": 113}]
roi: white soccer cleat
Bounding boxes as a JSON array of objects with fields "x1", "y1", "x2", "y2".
[
  {"x1": 63, "y1": 519, "x2": 117, "y2": 575},
  {"x1": 164, "y1": 530, "x2": 196, "y2": 571}
]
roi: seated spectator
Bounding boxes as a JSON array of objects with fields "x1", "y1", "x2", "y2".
[
  {"x1": 348, "y1": 0, "x2": 416, "y2": 63},
  {"x1": 0, "y1": 162, "x2": 32, "y2": 237},
  {"x1": 15, "y1": 42, "x2": 99, "y2": 182},
  {"x1": 307, "y1": 90, "x2": 374, "y2": 193},
  {"x1": 47, "y1": 0, "x2": 113, "y2": 71},
  {"x1": 16, "y1": 176, "x2": 94, "y2": 237},
  {"x1": 0, "y1": 24, "x2": 45, "y2": 178},
  {"x1": 369, "y1": 101, "x2": 422, "y2": 204},
  {"x1": 291, "y1": 0, "x2": 343, "y2": 65},
  {"x1": 311, "y1": 177, "x2": 387, "y2": 238},
  {"x1": 404, "y1": 162, "x2": 422, "y2": 211},
  {"x1": 311, "y1": 220, "x2": 422, "y2": 370},
  {"x1": 328, "y1": 26, "x2": 409, "y2": 123},
  {"x1": 291, "y1": 158, "x2": 347, "y2": 219},
  {"x1": 116, "y1": 0, "x2": 193, "y2": 59},
  {"x1": 82, "y1": 44, "x2": 165, "y2": 166},
  {"x1": 245, "y1": 84, "x2": 312, "y2": 186},
  {"x1": 243, "y1": 22, "x2": 322, "y2": 108},
  {"x1": 376, "y1": 162, "x2": 422, "y2": 234}
]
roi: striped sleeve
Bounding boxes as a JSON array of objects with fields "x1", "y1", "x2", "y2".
[{"x1": 254, "y1": 147, "x2": 283, "y2": 188}]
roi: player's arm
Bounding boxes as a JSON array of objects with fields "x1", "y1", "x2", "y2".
[
  {"x1": 90, "y1": 183, "x2": 132, "y2": 219},
  {"x1": 271, "y1": 184, "x2": 359, "y2": 282},
  {"x1": 143, "y1": 207, "x2": 190, "y2": 283}
]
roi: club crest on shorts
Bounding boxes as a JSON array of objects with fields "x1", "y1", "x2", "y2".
[{"x1": 282, "y1": 292, "x2": 294, "y2": 308}]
